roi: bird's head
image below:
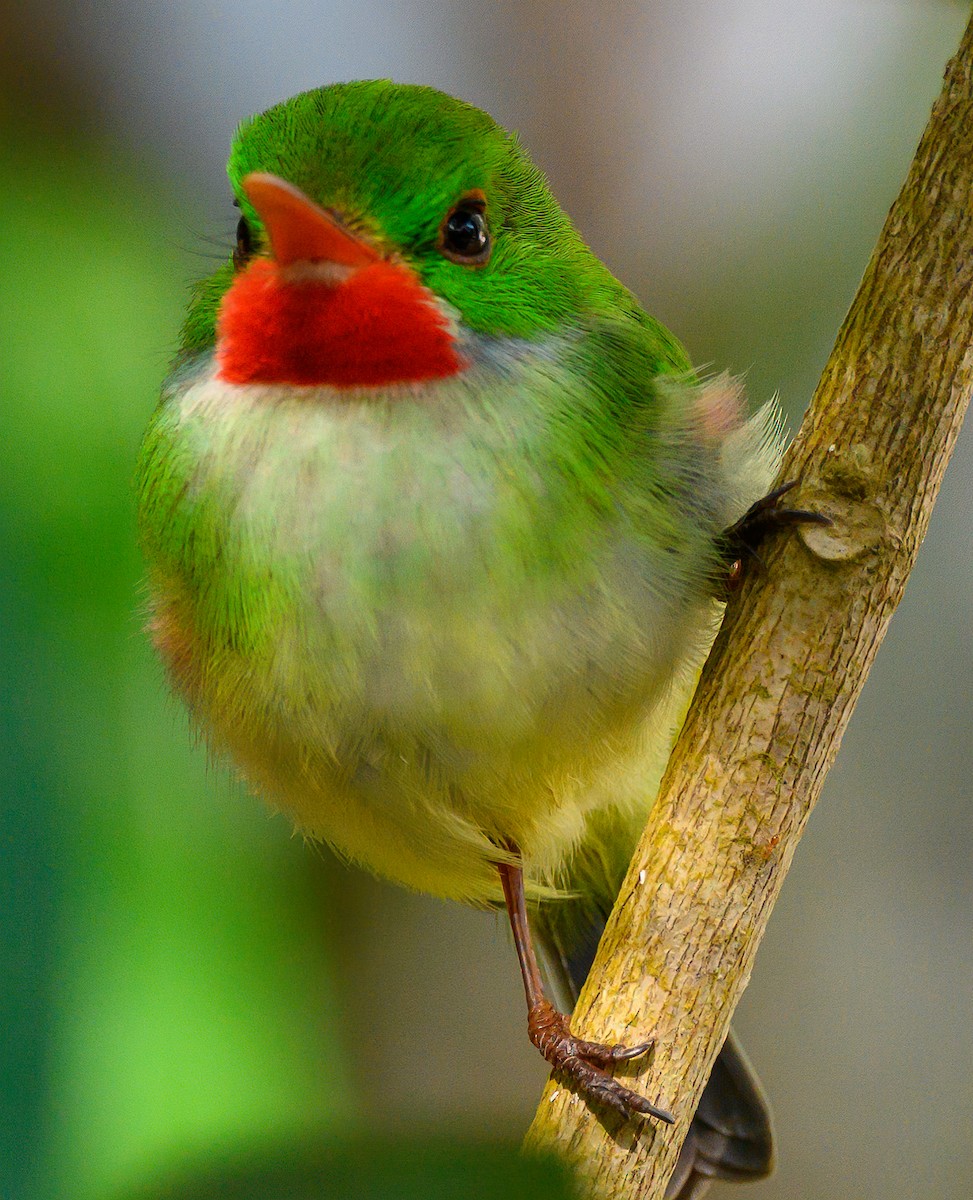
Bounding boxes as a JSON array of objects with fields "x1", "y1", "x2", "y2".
[{"x1": 182, "y1": 80, "x2": 630, "y2": 390}]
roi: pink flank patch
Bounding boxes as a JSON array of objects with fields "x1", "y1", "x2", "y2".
[
  {"x1": 216, "y1": 258, "x2": 466, "y2": 388},
  {"x1": 694, "y1": 374, "x2": 746, "y2": 442}
]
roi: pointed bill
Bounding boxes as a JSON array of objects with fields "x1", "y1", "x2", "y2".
[{"x1": 241, "y1": 172, "x2": 380, "y2": 270}]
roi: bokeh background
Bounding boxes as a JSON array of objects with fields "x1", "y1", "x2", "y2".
[{"x1": 3, "y1": 2, "x2": 971, "y2": 1199}]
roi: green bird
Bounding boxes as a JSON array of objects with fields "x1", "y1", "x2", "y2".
[{"x1": 137, "y1": 81, "x2": 791, "y2": 1197}]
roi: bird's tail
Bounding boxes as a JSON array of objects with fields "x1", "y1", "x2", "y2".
[{"x1": 663, "y1": 1028, "x2": 774, "y2": 1200}]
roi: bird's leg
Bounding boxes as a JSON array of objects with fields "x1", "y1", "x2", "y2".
[
  {"x1": 496, "y1": 855, "x2": 674, "y2": 1124},
  {"x1": 718, "y1": 479, "x2": 831, "y2": 594}
]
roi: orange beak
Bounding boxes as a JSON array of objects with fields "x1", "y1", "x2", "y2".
[
  {"x1": 220, "y1": 172, "x2": 465, "y2": 388},
  {"x1": 241, "y1": 172, "x2": 380, "y2": 270}
]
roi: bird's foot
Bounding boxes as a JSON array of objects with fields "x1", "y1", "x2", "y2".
[
  {"x1": 527, "y1": 998, "x2": 673, "y2": 1124},
  {"x1": 718, "y1": 480, "x2": 831, "y2": 594}
]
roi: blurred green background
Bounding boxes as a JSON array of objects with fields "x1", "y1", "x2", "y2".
[{"x1": 2, "y1": 3, "x2": 971, "y2": 1199}]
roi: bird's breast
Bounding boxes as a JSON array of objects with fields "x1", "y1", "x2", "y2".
[
  {"x1": 151, "y1": 361, "x2": 682, "y2": 689},
  {"x1": 138, "y1": 352, "x2": 714, "y2": 896}
]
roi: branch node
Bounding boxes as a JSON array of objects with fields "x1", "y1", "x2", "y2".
[{"x1": 798, "y1": 493, "x2": 886, "y2": 562}]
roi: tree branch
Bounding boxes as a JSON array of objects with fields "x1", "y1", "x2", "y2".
[{"x1": 524, "y1": 14, "x2": 973, "y2": 1198}]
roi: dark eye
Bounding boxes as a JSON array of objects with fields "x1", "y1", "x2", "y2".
[
  {"x1": 439, "y1": 197, "x2": 491, "y2": 265},
  {"x1": 233, "y1": 214, "x2": 254, "y2": 270}
]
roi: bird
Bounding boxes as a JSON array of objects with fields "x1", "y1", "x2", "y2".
[{"x1": 136, "y1": 80, "x2": 791, "y2": 1197}]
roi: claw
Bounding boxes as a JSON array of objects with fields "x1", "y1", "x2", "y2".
[
  {"x1": 602, "y1": 1039, "x2": 655, "y2": 1064},
  {"x1": 497, "y1": 855, "x2": 674, "y2": 1126},
  {"x1": 719, "y1": 479, "x2": 831, "y2": 593},
  {"x1": 529, "y1": 999, "x2": 672, "y2": 1123},
  {"x1": 567, "y1": 1058, "x2": 675, "y2": 1125},
  {"x1": 565, "y1": 1032, "x2": 654, "y2": 1067}
]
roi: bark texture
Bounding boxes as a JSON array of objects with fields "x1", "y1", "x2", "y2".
[{"x1": 525, "y1": 14, "x2": 973, "y2": 1198}]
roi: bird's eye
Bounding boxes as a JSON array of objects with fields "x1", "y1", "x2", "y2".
[
  {"x1": 233, "y1": 215, "x2": 254, "y2": 270},
  {"x1": 439, "y1": 195, "x2": 491, "y2": 265}
]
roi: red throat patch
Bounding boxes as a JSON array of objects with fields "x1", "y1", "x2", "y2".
[{"x1": 216, "y1": 258, "x2": 466, "y2": 388}]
